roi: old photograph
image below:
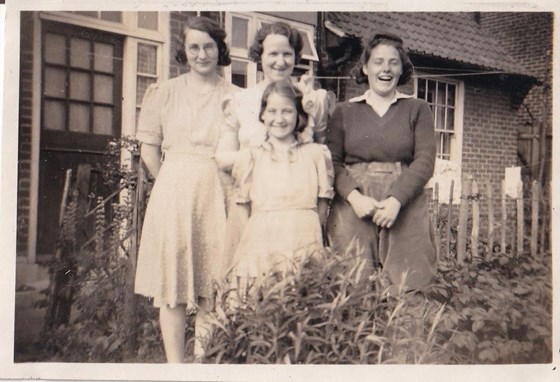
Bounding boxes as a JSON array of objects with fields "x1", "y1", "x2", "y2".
[{"x1": 1, "y1": 0, "x2": 558, "y2": 381}]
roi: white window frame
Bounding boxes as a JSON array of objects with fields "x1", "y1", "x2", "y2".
[
  {"x1": 27, "y1": 12, "x2": 169, "y2": 262},
  {"x1": 414, "y1": 74, "x2": 464, "y2": 165},
  {"x1": 225, "y1": 12, "x2": 258, "y2": 88},
  {"x1": 39, "y1": 11, "x2": 169, "y2": 138},
  {"x1": 224, "y1": 12, "x2": 318, "y2": 88}
]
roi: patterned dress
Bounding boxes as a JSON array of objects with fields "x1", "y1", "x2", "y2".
[{"x1": 134, "y1": 74, "x2": 238, "y2": 308}]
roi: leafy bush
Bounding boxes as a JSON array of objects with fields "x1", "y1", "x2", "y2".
[
  {"x1": 206, "y1": 249, "x2": 451, "y2": 364},
  {"x1": 205, "y1": 245, "x2": 551, "y2": 364}
]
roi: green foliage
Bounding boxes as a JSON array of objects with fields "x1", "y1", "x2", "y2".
[
  {"x1": 205, "y1": 247, "x2": 551, "y2": 364},
  {"x1": 430, "y1": 251, "x2": 552, "y2": 363},
  {"x1": 43, "y1": 136, "x2": 164, "y2": 363},
  {"x1": 206, "y1": 249, "x2": 451, "y2": 364}
]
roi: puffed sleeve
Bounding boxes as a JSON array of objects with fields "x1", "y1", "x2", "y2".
[
  {"x1": 221, "y1": 93, "x2": 240, "y2": 134},
  {"x1": 231, "y1": 148, "x2": 255, "y2": 204},
  {"x1": 297, "y1": 75, "x2": 331, "y2": 143},
  {"x1": 310, "y1": 144, "x2": 335, "y2": 199},
  {"x1": 325, "y1": 104, "x2": 361, "y2": 199},
  {"x1": 215, "y1": 94, "x2": 243, "y2": 171},
  {"x1": 136, "y1": 83, "x2": 164, "y2": 146}
]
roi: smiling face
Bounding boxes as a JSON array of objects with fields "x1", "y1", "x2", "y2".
[
  {"x1": 260, "y1": 34, "x2": 296, "y2": 82},
  {"x1": 184, "y1": 28, "x2": 219, "y2": 76},
  {"x1": 262, "y1": 92, "x2": 298, "y2": 143},
  {"x1": 363, "y1": 43, "x2": 403, "y2": 98}
]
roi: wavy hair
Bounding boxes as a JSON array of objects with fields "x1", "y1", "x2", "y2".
[
  {"x1": 175, "y1": 16, "x2": 231, "y2": 66},
  {"x1": 249, "y1": 21, "x2": 303, "y2": 64}
]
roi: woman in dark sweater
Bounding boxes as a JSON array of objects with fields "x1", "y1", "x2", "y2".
[{"x1": 325, "y1": 33, "x2": 437, "y2": 290}]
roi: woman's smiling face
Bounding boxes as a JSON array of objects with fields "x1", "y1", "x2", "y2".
[
  {"x1": 260, "y1": 34, "x2": 296, "y2": 82},
  {"x1": 363, "y1": 43, "x2": 403, "y2": 97}
]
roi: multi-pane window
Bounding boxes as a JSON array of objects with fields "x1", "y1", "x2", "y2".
[
  {"x1": 228, "y1": 14, "x2": 253, "y2": 88},
  {"x1": 416, "y1": 78, "x2": 458, "y2": 161},
  {"x1": 42, "y1": 29, "x2": 119, "y2": 136},
  {"x1": 135, "y1": 43, "x2": 159, "y2": 125}
]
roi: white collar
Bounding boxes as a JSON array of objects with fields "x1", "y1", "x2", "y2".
[{"x1": 349, "y1": 90, "x2": 413, "y2": 107}]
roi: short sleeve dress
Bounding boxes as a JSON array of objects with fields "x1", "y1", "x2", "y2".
[
  {"x1": 134, "y1": 74, "x2": 238, "y2": 309},
  {"x1": 220, "y1": 82, "x2": 332, "y2": 276},
  {"x1": 231, "y1": 142, "x2": 334, "y2": 279}
]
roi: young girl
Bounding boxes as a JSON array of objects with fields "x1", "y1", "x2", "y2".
[{"x1": 229, "y1": 80, "x2": 334, "y2": 295}]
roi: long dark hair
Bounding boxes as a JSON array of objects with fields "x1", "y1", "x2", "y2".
[
  {"x1": 175, "y1": 16, "x2": 231, "y2": 66},
  {"x1": 354, "y1": 33, "x2": 413, "y2": 85}
]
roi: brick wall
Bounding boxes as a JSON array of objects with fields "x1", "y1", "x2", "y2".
[
  {"x1": 479, "y1": 12, "x2": 553, "y2": 182},
  {"x1": 462, "y1": 84, "x2": 519, "y2": 201},
  {"x1": 17, "y1": 12, "x2": 35, "y2": 257}
]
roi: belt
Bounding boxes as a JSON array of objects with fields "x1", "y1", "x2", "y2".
[{"x1": 347, "y1": 161, "x2": 402, "y2": 174}]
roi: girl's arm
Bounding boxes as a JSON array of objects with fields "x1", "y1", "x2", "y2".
[{"x1": 140, "y1": 143, "x2": 162, "y2": 179}]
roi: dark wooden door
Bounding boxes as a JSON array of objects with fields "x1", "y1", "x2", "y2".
[{"x1": 37, "y1": 21, "x2": 123, "y2": 255}]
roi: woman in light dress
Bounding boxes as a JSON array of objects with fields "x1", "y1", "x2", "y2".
[{"x1": 134, "y1": 17, "x2": 238, "y2": 363}]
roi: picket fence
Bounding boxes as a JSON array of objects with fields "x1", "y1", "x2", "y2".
[{"x1": 430, "y1": 177, "x2": 551, "y2": 264}]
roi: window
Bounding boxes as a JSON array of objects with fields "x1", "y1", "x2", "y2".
[
  {"x1": 224, "y1": 12, "x2": 318, "y2": 88},
  {"x1": 135, "y1": 43, "x2": 159, "y2": 125},
  {"x1": 39, "y1": 12, "x2": 169, "y2": 143},
  {"x1": 416, "y1": 77, "x2": 463, "y2": 163},
  {"x1": 42, "y1": 27, "x2": 120, "y2": 137}
]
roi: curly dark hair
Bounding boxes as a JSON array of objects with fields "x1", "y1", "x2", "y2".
[
  {"x1": 259, "y1": 80, "x2": 309, "y2": 137},
  {"x1": 354, "y1": 33, "x2": 413, "y2": 86},
  {"x1": 175, "y1": 16, "x2": 231, "y2": 66},
  {"x1": 249, "y1": 21, "x2": 303, "y2": 64}
]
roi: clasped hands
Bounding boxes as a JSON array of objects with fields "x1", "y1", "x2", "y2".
[{"x1": 347, "y1": 190, "x2": 401, "y2": 229}]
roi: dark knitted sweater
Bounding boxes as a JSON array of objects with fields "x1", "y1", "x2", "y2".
[{"x1": 325, "y1": 97, "x2": 436, "y2": 206}]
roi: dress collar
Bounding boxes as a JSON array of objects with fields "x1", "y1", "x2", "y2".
[
  {"x1": 262, "y1": 140, "x2": 301, "y2": 162},
  {"x1": 349, "y1": 89, "x2": 412, "y2": 107}
]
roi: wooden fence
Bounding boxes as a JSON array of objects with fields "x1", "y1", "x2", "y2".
[{"x1": 430, "y1": 176, "x2": 551, "y2": 264}]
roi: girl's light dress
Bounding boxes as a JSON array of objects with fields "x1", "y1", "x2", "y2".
[
  {"x1": 231, "y1": 142, "x2": 334, "y2": 280},
  {"x1": 220, "y1": 82, "x2": 331, "y2": 276},
  {"x1": 134, "y1": 75, "x2": 238, "y2": 309}
]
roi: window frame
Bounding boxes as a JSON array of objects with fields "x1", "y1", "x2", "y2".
[
  {"x1": 39, "y1": 11, "x2": 169, "y2": 140},
  {"x1": 40, "y1": 21, "x2": 124, "y2": 151},
  {"x1": 414, "y1": 74, "x2": 464, "y2": 165}
]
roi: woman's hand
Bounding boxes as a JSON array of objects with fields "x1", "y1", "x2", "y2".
[
  {"x1": 372, "y1": 196, "x2": 401, "y2": 228},
  {"x1": 347, "y1": 190, "x2": 379, "y2": 218}
]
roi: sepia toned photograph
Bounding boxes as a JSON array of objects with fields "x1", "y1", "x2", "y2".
[{"x1": 1, "y1": 0, "x2": 558, "y2": 381}]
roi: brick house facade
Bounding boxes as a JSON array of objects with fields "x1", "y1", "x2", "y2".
[
  {"x1": 315, "y1": 12, "x2": 546, "y2": 219},
  {"x1": 15, "y1": 11, "x2": 320, "y2": 271},
  {"x1": 15, "y1": 11, "x2": 549, "y2": 272},
  {"x1": 479, "y1": 12, "x2": 553, "y2": 183}
]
